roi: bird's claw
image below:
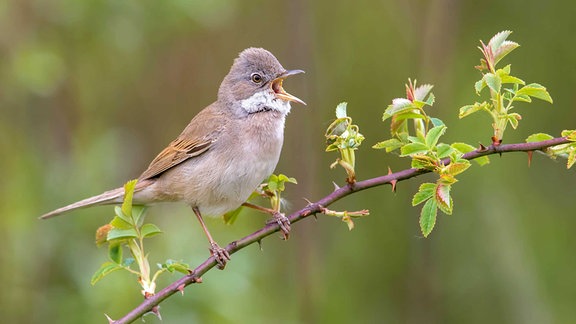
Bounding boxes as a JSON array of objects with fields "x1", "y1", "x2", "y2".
[
  {"x1": 209, "y1": 242, "x2": 230, "y2": 270},
  {"x1": 267, "y1": 212, "x2": 291, "y2": 240}
]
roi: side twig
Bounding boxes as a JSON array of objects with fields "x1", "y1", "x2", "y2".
[{"x1": 114, "y1": 136, "x2": 570, "y2": 323}]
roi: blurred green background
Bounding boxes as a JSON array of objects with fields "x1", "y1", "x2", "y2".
[{"x1": 2, "y1": 0, "x2": 576, "y2": 323}]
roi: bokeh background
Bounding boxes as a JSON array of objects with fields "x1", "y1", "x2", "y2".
[{"x1": 2, "y1": 0, "x2": 576, "y2": 323}]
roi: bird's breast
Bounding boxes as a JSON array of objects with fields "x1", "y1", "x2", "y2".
[
  {"x1": 153, "y1": 112, "x2": 286, "y2": 217},
  {"x1": 219, "y1": 113, "x2": 286, "y2": 196}
]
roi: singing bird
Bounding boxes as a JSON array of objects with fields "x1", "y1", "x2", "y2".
[{"x1": 41, "y1": 48, "x2": 306, "y2": 268}]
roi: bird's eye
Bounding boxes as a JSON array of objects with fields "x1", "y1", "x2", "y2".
[{"x1": 251, "y1": 73, "x2": 263, "y2": 83}]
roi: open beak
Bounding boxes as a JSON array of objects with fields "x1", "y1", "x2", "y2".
[{"x1": 271, "y1": 69, "x2": 306, "y2": 105}]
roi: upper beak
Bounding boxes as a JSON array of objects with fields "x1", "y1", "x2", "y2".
[{"x1": 271, "y1": 69, "x2": 306, "y2": 105}]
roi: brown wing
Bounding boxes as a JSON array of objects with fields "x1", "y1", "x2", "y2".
[{"x1": 138, "y1": 104, "x2": 227, "y2": 180}]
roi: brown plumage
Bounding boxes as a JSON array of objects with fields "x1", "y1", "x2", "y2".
[{"x1": 40, "y1": 48, "x2": 305, "y2": 268}]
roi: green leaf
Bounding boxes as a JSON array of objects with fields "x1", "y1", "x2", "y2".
[
  {"x1": 562, "y1": 130, "x2": 576, "y2": 141},
  {"x1": 411, "y1": 155, "x2": 438, "y2": 170},
  {"x1": 276, "y1": 181, "x2": 286, "y2": 192},
  {"x1": 278, "y1": 174, "x2": 297, "y2": 184},
  {"x1": 444, "y1": 161, "x2": 471, "y2": 177},
  {"x1": 516, "y1": 83, "x2": 553, "y2": 103},
  {"x1": 141, "y1": 223, "x2": 162, "y2": 238},
  {"x1": 110, "y1": 215, "x2": 132, "y2": 230},
  {"x1": 512, "y1": 93, "x2": 531, "y2": 102},
  {"x1": 565, "y1": 154, "x2": 576, "y2": 170},
  {"x1": 475, "y1": 79, "x2": 485, "y2": 94},
  {"x1": 483, "y1": 73, "x2": 501, "y2": 93},
  {"x1": 400, "y1": 142, "x2": 429, "y2": 156},
  {"x1": 568, "y1": 150, "x2": 576, "y2": 169},
  {"x1": 335, "y1": 102, "x2": 348, "y2": 119},
  {"x1": 267, "y1": 180, "x2": 278, "y2": 191},
  {"x1": 506, "y1": 113, "x2": 522, "y2": 129},
  {"x1": 494, "y1": 41, "x2": 520, "y2": 66},
  {"x1": 383, "y1": 98, "x2": 415, "y2": 121},
  {"x1": 425, "y1": 125, "x2": 447, "y2": 149},
  {"x1": 373, "y1": 138, "x2": 404, "y2": 152},
  {"x1": 132, "y1": 206, "x2": 147, "y2": 228},
  {"x1": 325, "y1": 117, "x2": 350, "y2": 141},
  {"x1": 451, "y1": 142, "x2": 490, "y2": 166},
  {"x1": 223, "y1": 206, "x2": 243, "y2": 225},
  {"x1": 450, "y1": 142, "x2": 476, "y2": 153},
  {"x1": 489, "y1": 30, "x2": 512, "y2": 53},
  {"x1": 420, "y1": 199, "x2": 437, "y2": 238},
  {"x1": 525, "y1": 133, "x2": 554, "y2": 143},
  {"x1": 342, "y1": 212, "x2": 355, "y2": 231},
  {"x1": 408, "y1": 132, "x2": 426, "y2": 144},
  {"x1": 107, "y1": 228, "x2": 138, "y2": 241},
  {"x1": 163, "y1": 260, "x2": 190, "y2": 274},
  {"x1": 267, "y1": 174, "x2": 277, "y2": 183},
  {"x1": 435, "y1": 183, "x2": 452, "y2": 215},
  {"x1": 121, "y1": 179, "x2": 138, "y2": 216},
  {"x1": 459, "y1": 102, "x2": 489, "y2": 119},
  {"x1": 108, "y1": 242, "x2": 123, "y2": 264},
  {"x1": 424, "y1": 92, "x2": 435, "y2": 106},
  {"x1": 91, "y1": 262, "x2": 123, "y2": 285},
  {"x1": 500, "y1": 74, "x2": 525, "y2": 85},
  {"x1": 114, "y1": 206, "x2": 132, "y2": 225},
  {"x1": 389, "y1": 111, "x2": 426, "y2": 122},
  {"x1": 436, "y1": 143, "x2": 454, "y2": 159},
  {"x1": 430, "y1": 117, "x2": 444, "y2": 127},
  {"x1": 412, "y1": 183, "x2": 436, "y2": 206}
]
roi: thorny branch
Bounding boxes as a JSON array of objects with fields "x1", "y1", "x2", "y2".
[{"x1": 113, "y1": 136, "x2": 570, "y2": 323}]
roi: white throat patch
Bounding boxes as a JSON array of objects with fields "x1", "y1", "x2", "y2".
[{"x1": 240, "y1": 90, "x2": 292, "y2": 115}]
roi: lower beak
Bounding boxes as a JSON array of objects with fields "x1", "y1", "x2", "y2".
[{"x1": 271, "y1": 69, "x2": 306, "y2": 105}]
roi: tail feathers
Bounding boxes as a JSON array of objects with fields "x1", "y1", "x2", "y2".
[{"x1": 40, "y1": 187, "x2": 125, "y2": 219}]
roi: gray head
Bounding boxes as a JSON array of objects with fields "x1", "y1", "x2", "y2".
[{"x1": 218, "y1": 48, "x2": 305, "y2": 115}]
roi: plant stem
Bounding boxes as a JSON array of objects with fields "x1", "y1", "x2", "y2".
[{"x1": 113, "y1": 136, "x2": 571, "y2": 324}]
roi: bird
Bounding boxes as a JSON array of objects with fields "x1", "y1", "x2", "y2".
[{"x1": 40, "y1": 48, "x2": 306, "y2": 269}]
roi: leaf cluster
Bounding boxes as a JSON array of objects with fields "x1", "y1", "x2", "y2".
[
  {"x1": 92, "y1": 180, "x2": 188, "y2": 297},
  {"x1": 526, "y1": 130, "x2": 576, "y2": 169},
  {"x1": 459, "y1": 31, "x2": 552, "y2": 144},
  {"x1": 372, "y1": 78, "x2": 492, "y2": 236},
  {"x1": 325, "y1": 102, "x2": 365, "y2": 183},
  {"x1": 223, "y1": 174, "x2": 297, "y2": 224}
]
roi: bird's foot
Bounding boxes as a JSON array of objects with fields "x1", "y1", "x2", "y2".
[
  {"x1": 267, "y1": 212, "x2": 291, "y2": 240},
  {"x1": 209, "y1": 242, "x2": 230, "y2": 270}
]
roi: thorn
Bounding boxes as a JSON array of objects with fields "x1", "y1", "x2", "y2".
[
  {"x1": 104, "y1": 314, "x2": 115, "y2": 324},
  {"x1": 151, "y1": 306, "x2": 162, "y2": 320},
  {"x1": 388, "y1": 167, "x2": 397, "y2": 192},
  {"x1": 527, "y1": 151, "x2": 533, "y2": 167},
  {"x1": 478, "y1": 143, "x2": 488, "y2": 152},
  {"x1": 301, "y1": 198, "x2": 314, "y2": 217},
  {"x1": 332, "y1": 182, "x2": 340, "y2": 191},
  {"x1": 194, "y1": 277, "x2": 203, "y2": 284},
  {"x1": 257, "y1": 239, "x2": 263, "y2": 251},
  {"x1": 177, "y1": 284, "x2": 186, "y2": 295}
]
